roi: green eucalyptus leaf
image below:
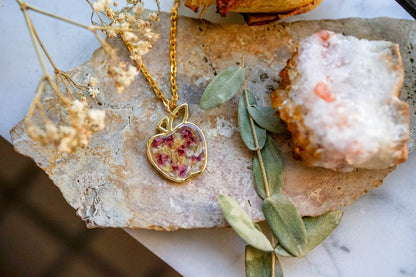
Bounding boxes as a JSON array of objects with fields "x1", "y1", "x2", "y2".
[
  {"x1": 200, "y1": 66, "x2": 245, "y2": 110},
  {"x1": 263, "y1": 194, "x2": 307, "y2": 257},
  {"x1": 253, "y1": 223, "x2": 263, "y2": 233},
  {"x1": 248, "y1": 106, "x2": 286, "y2": 134},
  {"x1": 219, "y1": 195, "x2": 274, "y2": 252},
  {"x1": 274, "y1": 211, "x2": 343, "y2": 257},
  {"x1": 302, "y1": 210, "x2": 343, "y2": 252},
  {"x1": 253, "y1": 136, "x2": 284, "y2": 199},
  {"x1": 274, "y1": 245, "x2": 293, "y2": 257},
  {"x1": 245, "y1": 245, "x2": 284, "y2": 277},
  {"x1": 238, "y1": 91, "x2": 266, "y2": 150}
]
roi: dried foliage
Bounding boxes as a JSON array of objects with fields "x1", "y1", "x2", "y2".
[
  {"x1": 90, "y1": 0, "x2": 161, "y2": 92},
  {"x1": 18, "y1": 0, "x2": 160, "y2": 153}
]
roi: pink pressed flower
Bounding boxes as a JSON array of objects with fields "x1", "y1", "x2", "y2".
[
  {"x1": 185, "y1": 136, "x2": 197, "y2": 147},
  {"x1": 152, "y1": 137, "x2": 164, "y2": 148},
  {"x1": 155, "y1": 153, "x2": 169, "y2": 166},
  {"x1": 172, "y1": 164, "x2": 188, "y2": 178},
  {"x1": 164, "y1": 135, "x2": 174, "y2": 148},
  {"x1": 182, "y1": 126, "x2": 192, "y2": 138},
  {"x1": 182, "y1": 126, "x2": 197, "y2": 146},
  {"x1": 176, "y1": 144, "x2": 186, "y2": 156},
  {"x1": 191, "y1": 154, "x2": 202, "y2": 162}
]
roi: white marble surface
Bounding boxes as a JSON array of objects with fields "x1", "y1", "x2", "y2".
[{"x1": 1, "y1": 0, "x2": 415, "y2": 276}]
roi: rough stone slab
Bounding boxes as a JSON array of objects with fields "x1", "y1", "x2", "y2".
[{"x1": 11, "y1": 16, "x2": 416, "y2": 230}]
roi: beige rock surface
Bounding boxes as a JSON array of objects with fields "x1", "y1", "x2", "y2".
[{"x1": 11, "y1": 16, "x2": 416, "y2": 230}]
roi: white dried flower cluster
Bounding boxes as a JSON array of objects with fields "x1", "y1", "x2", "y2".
[
  {"x1": 130, "y1": 40, "x2": 152, "y2": 64},
  {"x1": 108, "y1": 63, "x2": 138, "y2": 93},
  {"x1": 148, "y1": 12, "x2": 160, "y2": 22},
  {"x1": 93, "y1": 0, "x2": 112, "y2": 12},
  {"x1": 104, "y1": 28, "x2": 117, "y2": 38},
  {"x1": 27, "y1": 99, "x2": 106, "y2": 153},
  {"x1": 99, "y1": 1, "x2": 161, "y2": 71},
  {"x1": 134, "y1": 2, "x2": 144, "y2": 16},
  {"x1": 87, "y1": 76, "x2": 100, "y2": 98}
]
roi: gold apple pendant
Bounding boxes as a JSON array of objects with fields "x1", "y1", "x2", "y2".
[
  {"x1": 147, "y1": 104, "x2": 207, "y2": 182},
  {"x1": 123, "y1": 0, "x2": 207, "y2": 183}
]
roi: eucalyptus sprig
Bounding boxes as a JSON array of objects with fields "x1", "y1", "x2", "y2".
[{"x1": 200, "y1": 65, "x2": 343, "y2": 277}]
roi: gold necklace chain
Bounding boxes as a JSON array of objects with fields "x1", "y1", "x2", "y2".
[
  {"x1": 123, "y1": 0, "x2": 180, "y2": 115},
  {"x1": 122, "y1": 0, "x2": 207, "y2": 183}
]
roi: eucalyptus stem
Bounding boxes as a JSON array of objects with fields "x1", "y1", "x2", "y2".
[
  {"x1": 243, "y1": 86, "x2": 277, "y2": 277},
  {"x1": 244, "y1": 88, "x2": 271, "y2": 198},
  {"x1": 241, "y1": 58, "x2": 271, "y2": 199}
]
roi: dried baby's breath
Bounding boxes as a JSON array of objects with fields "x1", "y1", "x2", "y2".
[
  {"x1": 88, "y1": 76, "x2": 99, "y2": 87},
  {"x1": 148, "y1": 12, "x2": 160, "y2": 22},
  {"x1": 26, "y1": 89, "x2": 106, "y2": 154},
  {"x1": 108, "y1": 63, "x2": 139, "y2": 93},
  {"x1": 87, "y1": 76, "x2": 100, "y2": 98},
  {"x1": 88, "y1": 87, "x2": 100, "y2": 98},
  {"x1": 93, "y1": 0, "x2": 112, "y2": 12},
  {"x1": 18, "y1": 0, "x2": 161, "y2": 153},
  {"x1": 133, "y1": 2, "x2": 144, "y2": 16},
  {"x1": 90, "y1": 0, "x2": 161, "y2": 86}
]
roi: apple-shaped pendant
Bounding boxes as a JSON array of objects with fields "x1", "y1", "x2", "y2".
[{"x1": 146, "y1": 103, "x2": 208, "y2": 183}]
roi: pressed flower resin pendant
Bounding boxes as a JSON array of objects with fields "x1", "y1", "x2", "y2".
[{"x1": 147, "y1": 104, "x2": 208, "y2": 183}]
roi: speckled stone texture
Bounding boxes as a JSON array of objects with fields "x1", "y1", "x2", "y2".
[{"x1": 11, "y1": 15, "x2": 415, "y2": 230}]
